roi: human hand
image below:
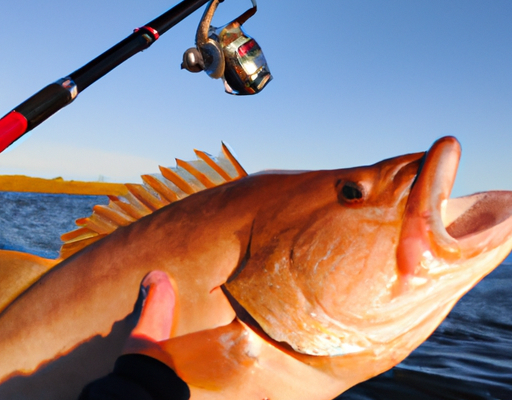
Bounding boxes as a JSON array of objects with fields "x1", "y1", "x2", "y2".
[
  {"x1": 78, "y1": 271, "x2": 189, "y2": 400},
  {"x1": 122, "y1": 270, "x2": 178, "y2": 367},
  {"x1": 123, "y1": 270, "x2": 253, "y2": 391}
]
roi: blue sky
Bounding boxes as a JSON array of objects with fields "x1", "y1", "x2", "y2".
[{"x1": 0, "y1": 0, "x2": 511, "y2": 197}]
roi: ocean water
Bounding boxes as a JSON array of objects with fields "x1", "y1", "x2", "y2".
[
  {"x1": 0, "y1": 191, "x2": 108, "y2": 259},
  {"x1": 1, "y1": 192, "x2": 511, "y2": 399}
]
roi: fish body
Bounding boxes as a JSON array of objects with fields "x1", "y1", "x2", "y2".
[{"x1": 0, "y1": 137, "x2": 511, "y2": 399}]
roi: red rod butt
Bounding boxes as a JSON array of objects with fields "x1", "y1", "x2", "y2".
[{"x1": 0, "y1": 111, "x2": 28, "y2": 153}]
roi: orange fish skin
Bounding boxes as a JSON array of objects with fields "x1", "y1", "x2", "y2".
[{"x1": 0, "y1": 137, "x2": 512, "y2": 400}]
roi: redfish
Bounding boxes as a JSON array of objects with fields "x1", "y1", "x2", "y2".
[{"x1": 0, "y1": 136, "x2": 511, "y2": 400}]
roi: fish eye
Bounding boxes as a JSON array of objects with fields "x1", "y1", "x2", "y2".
[
  {"x1": 336, "y1": 180, "x2": 365, "y2": 204},
  {"x1": 343, "y1": 184, "x2": 363, "y2": 200}
]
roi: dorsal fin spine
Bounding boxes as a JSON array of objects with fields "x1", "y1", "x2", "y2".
[
  {"x1": 75, "y1": 215, "x2": 116, "y2": 235},
  {"x1": 141, "y1": 175, "x2": 180, "y2": 203},
  {"x1": 222, "y1": 142, "x2": 247, "y2": 178},
  {"x1": 61, "y1": 227, "x2": 98, "y2": 243},
  {"x1": 176, "y1": 159, "x2": 217, "y2": 188},
  {"x1": 92, "y1": 205, "x2": 135, "y2": 227},
  {"x1": 108, "y1": 195, "x2": 149, "y2": 220},
  {"x1": 159, "y1": 166, "x2": 196, "y2": 195},
  {"x1": 123, "y1": 192, "x2": 153, "y2": 216},
  {"x1": 194, "y1": 149, "x2": 232, "y2": 181},
  {"x1": 126, "y1": 184, "x2": 168, "y2": 211}
]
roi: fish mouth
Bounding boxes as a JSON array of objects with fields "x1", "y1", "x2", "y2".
[{"x1": 397, "y1": 136, "x2": 512, "y2": 285}]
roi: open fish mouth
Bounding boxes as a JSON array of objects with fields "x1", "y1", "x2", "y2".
[{"x1": 397, "y1": 136, "x2": 512, "y2": 285}]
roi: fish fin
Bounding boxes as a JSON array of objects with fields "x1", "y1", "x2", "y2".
[
  {"x1": 59, "y1": 145, "x2": 247, "y2": 260},
  {"x1": 158, "y1": 319, "x2": 253, "y2": 390},
  {"x1": 0, "y1": 250, "x2": 59, "y2": 313}
]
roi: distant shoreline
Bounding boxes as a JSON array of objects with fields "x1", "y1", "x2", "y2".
[{"x1": 0, "y1": 175, "x2": 129, "y2": 196}]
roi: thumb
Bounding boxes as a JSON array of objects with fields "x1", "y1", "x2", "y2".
[{"x1": 130, "y1": 270, "x2": 176, "y2": 342}]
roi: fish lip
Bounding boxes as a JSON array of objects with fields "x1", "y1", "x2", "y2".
[
  {"x1": 397, "y1": 136, "x2": 462, "y2": 278},
  {"x1": 397, "y1": 136, "x2": 512, "y2": 281}
]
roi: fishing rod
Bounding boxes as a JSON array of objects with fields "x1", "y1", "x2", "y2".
[{"x1": 0, "y1": 0, "x2": 271, "y2": 154}]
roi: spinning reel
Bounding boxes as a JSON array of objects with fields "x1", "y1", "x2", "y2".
[{"x1": 181, "y1": 0, "x2": 272, "y2": 95}]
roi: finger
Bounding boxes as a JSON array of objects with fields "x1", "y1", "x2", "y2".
[{"x1": 130, "y1": 270, "x2": 176, "y2": 342}]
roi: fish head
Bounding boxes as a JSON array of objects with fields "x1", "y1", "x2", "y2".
[{"x1": 225, "y1": 136, "x2": 512, "y2": 376}]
